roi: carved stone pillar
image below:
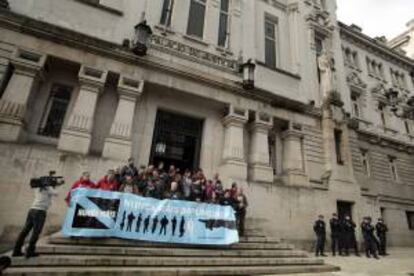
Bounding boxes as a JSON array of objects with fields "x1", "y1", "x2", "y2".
[
  {"x1": 220, "y1": 106, "x2": 248, "y2": 182},
  {"x1": 58, "y1": 66, "x2": 107, "y2": 155},
  {"x1": 281, "y1": 124, "x2": 309, "y2": 186},
  {"x1": 248, "y1": 112, "x2": 273, "y2": 183},
  {"x1": 0, "y1": 49, "x2": 46, "y2": 142},
  {"x1": 102, "y1": 76, "x2": 143, "y2": 160}
]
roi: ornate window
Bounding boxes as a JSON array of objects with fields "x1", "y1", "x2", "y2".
[
  {"x1": 351, "y1": 92, "x2": 361, "y2": 118},
  {"x1": 187, "y1": 0, "x2": 207, "y2": 38},
  {"x1": 360, "y1": 149, "x2": 370, "y2": 176},
  {"x1": 366, "y1": 56, "x2": 385, "y2": 80},
  {"x1": 264, "y1": 15, "x2": 278, "y2": 69},
  {"x1": 160, "y1": 0, "x2": 174, "y2": 27},
  {"x1": 378, "y1": 103, "x2": 387, "y2": 127},
  {"x1": 38, "y1": 84, "x2": 72, "y2": 138},
  {"x1": 407, "y1": 211, "x2": 414, "y2": 230},
  {"x1": 218, "y1": 0, "x2": 230, "y2": 47},
  {"x1": 404, "y1": 120, "x2": 411, "y2": 134},
  {"x1": 334, "y1": 129, "x2": 344, "y2": 165},
  {"x1": 0, "y1": 63, "x2": 13, "y2": 98},
  {"x1": 343, "y1": 47, "x2": 359, "y2": 69},
  {"x1": 388, "y1": 156, "x2": 398, "y2": 181},
  {"x1": 390, "y1": 68, "x2": 407, "y2": 89}
]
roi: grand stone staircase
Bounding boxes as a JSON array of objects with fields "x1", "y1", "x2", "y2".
[{"x1": 5, "y1": 231, "x2": 339, "y2": 276}]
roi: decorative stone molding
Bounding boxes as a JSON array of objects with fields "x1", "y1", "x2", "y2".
[
  {"x1": 150, "y1": 34, "x2": 238, "y2": 72},
  {"x1": 58, "y1": 65, "x2": 107, "y2": 155},
  {"x1": 102, "y1": 76, "x2": 144, "y2": 160},
  {"x1": 347, "y1": 71, "x2": 367, "y2": 92},
  {"x1": 0, "y1": 48, "x2": 46, "y2": 142}
]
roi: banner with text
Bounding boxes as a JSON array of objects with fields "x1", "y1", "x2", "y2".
[{"x1": 62, "y1": 188, "x2": 239, "y2": 245}]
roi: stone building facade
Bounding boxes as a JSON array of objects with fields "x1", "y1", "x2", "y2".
[{"x1": 0, "y1": 0, "x2": 413, "y2": 248}]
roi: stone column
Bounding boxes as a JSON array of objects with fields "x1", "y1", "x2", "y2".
[
  {"x1": 281, "y1": 124, "x2": 309, "y2": 186},
  {"x1": 248, "y1": 112, "x2": 274, "y2": 183},
  {"x1": 102, "y1": 76, "x2": 144, "y2": 160},
  {"x1": 58, "y1": 65, "x2": 107, "y2": 155},
  {"x1": 0, "y1": 48, "x2": 46, "y2": 142},
  {"x1": 220, "y1": 105, "x2": 248, "y2": 182}
]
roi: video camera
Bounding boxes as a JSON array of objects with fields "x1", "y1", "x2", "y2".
[{"x1": 30, "y1": 171, "x2": 65, "y2": 189}]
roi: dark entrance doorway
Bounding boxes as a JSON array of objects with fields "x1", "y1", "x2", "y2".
[
  {"x1": 150, "y1": 110, "x2": 203, "y2": 172},
  {"x1": 337, "y1": 201, "x2": 353, "y2": 221}
]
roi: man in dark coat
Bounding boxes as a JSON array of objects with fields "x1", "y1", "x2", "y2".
[
  {"x1": 361, "y1": 217, "x2": 379, "y2": 259},
  {"x1": 342, "y1": 215, "x2": 360, "y2": 256},
  {"x1": 329, "y1": 213, "x2": 341, "y2": 256},
  {"x1": 313, "y1": 215, "x2": 327, "y2": 257},
  {"x1": 375, "y1": 218, "x2": 389, "y2": 256}
]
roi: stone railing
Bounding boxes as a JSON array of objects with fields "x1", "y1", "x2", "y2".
[{"x1": 150, "y1": 34, "x2": 238, "y2": 72}]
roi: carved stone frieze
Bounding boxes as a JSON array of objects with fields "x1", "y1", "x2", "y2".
[{"x1": 150, "y1": 35, "x2": 238, "y2": 72}]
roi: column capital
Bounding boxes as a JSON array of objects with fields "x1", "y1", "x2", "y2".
[
  {"x1": 10, "y1": 48, "x2": 46, "y2": 79},
  {"x1": 118, "y1": 76, "x2": 144, "y2": 101},
  {"x1": 249, "y1": 112, "x2": 273, "y2": 132},
  {"x1": 78, "y1": 65, "x2": 108, "y2": 93},
  {"x1": 281, "y1": 129, "x2": 304, "y2": 140},
  {"x1": 222, "y1": 105, "x2": 248, "y2": 127}
]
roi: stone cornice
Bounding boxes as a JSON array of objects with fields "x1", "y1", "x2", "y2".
[
  {"x1": 339, "y1": 21, "x2": 414, "y2": 70},
  {"x1": 0, "y1": 9, "x2": 321, "y2": 119},
  {"x1": 356, "y1": 128, "x2": 414, "y2": 153}
]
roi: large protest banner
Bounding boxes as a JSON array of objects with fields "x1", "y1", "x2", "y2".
[{"x1": 62, "y1": 188, "x2": 239, "y2": 245}]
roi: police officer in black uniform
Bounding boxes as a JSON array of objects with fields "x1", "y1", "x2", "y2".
[
  {"x1": 361, "y1": 217, "x2": 379, "y2": 259},
  {"x1": 375, "y1": 218, "x2": 389, "y2": 256},
  {"x1": 313, "y1": 215, "x2": 327, "y2": 257},
  {"x1": 329, "y1": 213, "x2": 341, "y2": 256},
  {"x1": 342, "y1": 215, "x2": 360, "y2": 256}
]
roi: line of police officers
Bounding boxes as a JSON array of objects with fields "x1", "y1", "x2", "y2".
[{"x1": 313, "y1": 213, "x2": 388, "y2": 259}]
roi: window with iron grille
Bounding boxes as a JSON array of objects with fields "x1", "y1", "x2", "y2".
[
  {"x1": 218, "y1": 0, "x2": 230, "y2": 47},
  {"x1": 160, "y1": 0, "x2": 174, "y2": 27},
  {"x1": 264, "y1": 16, "x2": 278, "y2": 68},
  {"x1": 38, "y1": 84, "x2": 72, "y2": 138},
  {"x1": 187, "y1": 0, "x2": 206, "y2": 38}
]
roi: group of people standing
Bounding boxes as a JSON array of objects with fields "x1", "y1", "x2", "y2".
[
  {"x1": 313, "y1": 213, "x2": 389, "y2": 259},
  {"x1": 65, "y1": 158, "x2": 249, "y2": 236}
]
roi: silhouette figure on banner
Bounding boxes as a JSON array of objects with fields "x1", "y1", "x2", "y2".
[
  {"x1": 179, "y1": 216, "x2": 186, "y2": 237},
  {"x1": 126, "y1": 212, "x2": 136, "y2": 232},
  {"x1": 152, "y1": 216, "x2": 159, "y2": 234},
  {"x1": 136, "y1": 213, "x2": 143, "y2": 233},
  {"x1": 143, "y1": 215, "x2": 150, "y2": 234},
  {"x1": 171, "y1": 216, "x2": 177, "y2": 236},
  {"x1": 159, "y1": 216, "x2": 169, "y2": 235},
  {"x1": 119, "y1": 211, "x2": 126, "y2": 231}
]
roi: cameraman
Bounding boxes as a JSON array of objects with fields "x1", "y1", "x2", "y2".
[{"x1": 12, "y1": 178, "x2": 60, "y2": 258}]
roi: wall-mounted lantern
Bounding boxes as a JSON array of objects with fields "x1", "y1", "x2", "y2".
[
  {"x1": 132, "y1": 20, "x2": 153, "y2": 56},
  {"x1": 240, "y1": 59, "x2": 256, "y2": 90}
]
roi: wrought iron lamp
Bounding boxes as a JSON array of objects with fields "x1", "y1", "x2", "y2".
[
  {"x1": 240, "y1": 59, "x2": 256, "y2": 90},
  {"x1": 132, "y1": 20, "x2": 153, "y2": 56}
]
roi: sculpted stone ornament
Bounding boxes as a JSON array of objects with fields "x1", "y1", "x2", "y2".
[{"x1": 318, "y1": 51, "x2": 336, "y2": 100}]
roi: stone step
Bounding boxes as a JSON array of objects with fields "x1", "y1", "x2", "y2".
[
  {"x1": 4, "y1": 264, "x2": 340, "y2": 276},
  {"x1": 36, "y1": 244, "x2": 309, "y2": 258},
  {"x1": 48, "y1": 235, "x2": 292, "y2": 250},
  {"x1": 11, "y1": 255, "x2": 325, "y2": 267}
]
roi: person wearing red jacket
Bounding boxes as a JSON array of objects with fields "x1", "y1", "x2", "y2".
[
  {"x1": 65, "y1": 172, "x2": 95, "y2": 205},
  {"x1": 96, "y1": 170, "x2": 119, "y2": 191}
]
